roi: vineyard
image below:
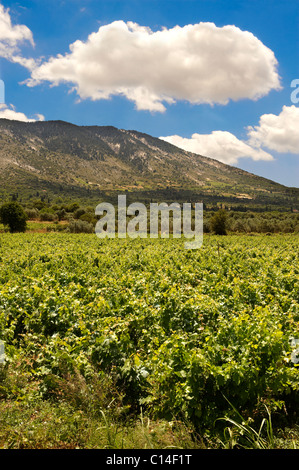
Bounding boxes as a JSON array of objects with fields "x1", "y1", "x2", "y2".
[{"x1": 0, "y1": 232, "x2": 298, "y2": 448}]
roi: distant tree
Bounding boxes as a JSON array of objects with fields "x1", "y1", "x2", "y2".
[
  {"x1": 33, "y1": 199, "x2": 46, "y2": 210},
  {"x1": 25, "y1": 208, "x2": 39, "y2": 220},
  {"x1": 209, "y1": 209, "x2": 228, "y2": 235},
  {"x1": 74, "y1": 208, "x2": 86, "y2": 219},
  {"x1": 0, "y1": 202, "x2": 27, "y2": 233},
  {"x1": 56, "y1": 208, "x2": 66, "y2": 221},
  {"x1": 68, "y1": 202, "x2": 80, "y2": 212},
  {"x1": 68, "y1": 219, "x2": 93, "y2": 233}
]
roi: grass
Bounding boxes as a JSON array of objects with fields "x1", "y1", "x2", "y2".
[
  {"x1": 1, "y1": 360, "x2": 298, "y2": 449},
  {"x1": 217, "y1": 398, "x2": 276, "y2": 449},
  {"x1": 0, "y1": 400, "x2": 202, "y2": 449},
  {"x1": 218, "y1": 412, "x2": 298, "y2": 450},
  {"x1": 1, "y1": 400, "x2": 298, "y2": 449},
  {"x1": 0, "y1": 361, "x2": 202, "y2": 449}
]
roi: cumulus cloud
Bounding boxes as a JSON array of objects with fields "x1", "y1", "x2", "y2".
[
  {"x1": 25, "y1": 20, "x2": 281, "y2": 112},
  {"x1": 0, "y1": 8, "x2": 44, "y2": 121},
  {"x1": 0, "y1": 103, "x2": 44, "y2": 122},
  {"x1": 247, "y1": 105, "x2": 299, "y2": 154},
  {"x1": 160, "y1": 105, "x2": 299, "y2": 165},
  {"x1": 0, "y1": 4, "x2": 34, "y2": 61},
  {"x1": 160, "y1": 131, "x2": 274, "y2": 165}
]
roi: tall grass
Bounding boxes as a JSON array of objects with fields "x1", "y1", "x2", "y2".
[{"x1": 217, "y1": 398, "x2": 277, "y2": 449}]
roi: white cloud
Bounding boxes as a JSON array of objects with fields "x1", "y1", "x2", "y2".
[
  {"x1": 0, "y1": 103, "x2": 44, "y2": 122},
  {"x1": 160, "y1": 105, "x2": 299, "y2": 165},
  {"x1": 160, "y1": 131, "x2": 274, "y2": 165},
  {"x1": 0, "y1": 4, "x2": 34, "y2": 61},
  {"x1": 25, "y1": 20, "x2": 281, "y2": 112},
  {"x1": 247, "y1": 105, "x2": 299, "y2": 154},
  {"x1": 0, "y1": 8, "x2": 43, "y2": 121}
]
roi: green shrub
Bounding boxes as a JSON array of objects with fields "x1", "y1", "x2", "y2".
[
  {"x1": 67, "y1": 219, "x2": 94, "y2": 233},
  {"x1": 40, "y1": 212, "x2": 57, "y2": 222},
  {"x1": 0, "y1": 202, "x2": 27, "y2": 233},
  {"x1": 209, "y1": 209, "x2": 228, "y2": 235},
  {"x1": 25, "y1": 208, "x2": 39, "y2": 220}
]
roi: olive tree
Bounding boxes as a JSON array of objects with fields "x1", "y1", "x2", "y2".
[
  {"x1": 209, "y1": 209, "x2": 228, "y2": 235},
  {"x1": 0, "y1": 202, "x2": 27, "y2": 233}
]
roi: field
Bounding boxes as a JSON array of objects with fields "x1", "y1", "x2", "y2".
[{"x1": 0, "y1": 232, "x2": 298, "y2": 449}]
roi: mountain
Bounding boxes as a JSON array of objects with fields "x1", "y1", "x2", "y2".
[{"x1": 0, "y1": 118, "x2": 298, "y2": 209}]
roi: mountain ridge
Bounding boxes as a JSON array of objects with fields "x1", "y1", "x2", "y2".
[{"x1": 0, "y1": 118, "x2": 298, "y2": 209}]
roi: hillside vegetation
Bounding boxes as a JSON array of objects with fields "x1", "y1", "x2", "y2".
[{"x1": 0, "y1": 119, "x2": 298, "y2": 210}]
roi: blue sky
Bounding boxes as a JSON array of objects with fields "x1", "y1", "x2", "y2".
[{"x1": 0, "y1": 0, "x2": 298, "y2": 187}]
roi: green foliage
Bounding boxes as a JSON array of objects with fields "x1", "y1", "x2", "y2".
[
  {"x1": 67, "y1": 219, "x2": 94, "y2": 233},
  {"x1": 209, "y1": 209, "x2": 228, "y2": 235},
  {"x1": 218, "y1": 401, "x2": 276, "y2": 449},
  {"x1": 0, "y1": 233, "x2": 298, "y2": 446},
  {"x1": 39, "y1": 210, "x2": 57, "y2": 222},
  {"x1": 0, "y1": 202, "x2": 27, "y2": 233},
  {"x1": 24, "y1": 208, "x2": 39, "y2": 220},
  {"x1": 0, "y1": 119, "x2": 298, "y2": 210}
]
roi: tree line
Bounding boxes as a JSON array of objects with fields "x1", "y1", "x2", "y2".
[{"x1": 0, "y1": 201, "x2": 298, "y2": 234}]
